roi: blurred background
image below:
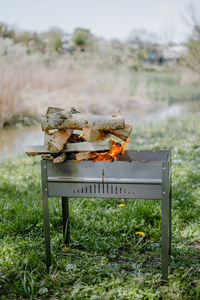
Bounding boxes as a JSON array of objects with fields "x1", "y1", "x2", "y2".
[{"x1": 0, "y1": 0, "x2": 200, "y2": 158}]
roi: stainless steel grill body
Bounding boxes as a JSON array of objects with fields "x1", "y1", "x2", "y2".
[{"x1": 41, "y1": 150, "x2": 171, "y2": 281}]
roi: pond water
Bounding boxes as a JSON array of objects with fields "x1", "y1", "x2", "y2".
[
  {"x1": 0, "y1": 126, "x2": 43, "y2": 160},
  {"x1": 0, "y1": 103, "x2": 198, "y2": 160}
]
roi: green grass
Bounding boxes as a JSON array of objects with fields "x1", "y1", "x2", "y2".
[
  {"x1": 0, "y1": 113, "x2": 200, "y2": 299},
  {"x1": 130, "y1": 70, "x2": 200, "y2": 104}
]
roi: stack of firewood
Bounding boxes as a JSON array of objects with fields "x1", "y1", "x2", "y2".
[{"x1": 26, "y1": 107, "x2": 132, "y2": 163}]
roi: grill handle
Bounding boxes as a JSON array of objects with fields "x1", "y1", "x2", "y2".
[{"x1": 48, "y1": 177, "x2": 162, "y2": 185}]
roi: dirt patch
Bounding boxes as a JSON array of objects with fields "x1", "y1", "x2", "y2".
[
  {"x1": 145, "y1": 253, "x2": 160, "y2": 267},
  {"x1": 188, "y1": 240, "x2": 200, "y2": 252}
]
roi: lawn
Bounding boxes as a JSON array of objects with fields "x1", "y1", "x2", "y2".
[{"x1": 0, "y1": 113, "x2": 200, "y2": 299}]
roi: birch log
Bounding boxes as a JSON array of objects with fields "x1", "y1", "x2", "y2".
[
  {"x1": 75, "y1": 152, "x2": 91, "y2": 161},
  {"x1": 47, "y1": 129, "x2": 73, "y2": 152},
  {"x1": 53, "y1": 153, "x2": 66, "y2": 163},
  {"x1": 109, "y1": 124, "x2": 133, "y2": 141},
  {"x1": 41, "y1": 108, "x2": 125, "y2": 131},
  {"x1": 82, "y1": 127, "x2": 109, "y2": 142}
]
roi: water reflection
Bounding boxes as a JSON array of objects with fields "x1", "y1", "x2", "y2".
[{"x1": 0, "y1": 126, "x2": 43, "y2": 160}]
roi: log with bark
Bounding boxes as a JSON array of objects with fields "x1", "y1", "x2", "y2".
[
  {"x1": 108, "y1": 124, "x2": 132, "y2": 141},
  {"x1": 47, "y1": 129, "x2": 73, "y2": 152},
  {"x1": 75, "y1": 152, "x2": 91, "y2": 161},
  {"x1": 82, "y1": 127, "x2": 109, "y2": 142},
  {"x1": 53, "y1": 153, "x2": 66, "y2": 163},
  {"x1": 41, "y1": 108, "x2": 125, "y2": 131}
]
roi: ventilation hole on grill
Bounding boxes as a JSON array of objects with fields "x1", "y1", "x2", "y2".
[
  {"x1": 124, "y1": 189, "x2": 126, "y2": 194},
  {"x1": 111, "y1": 185, "x2": 113, "y2": 194},
  {"x1": 107, "y1": 184, "x2": 109, "y2": 194},
  {"x1": 77, "y1": 189, "x2": 79, "y2": 194},
  {"x1": 81, "y1": 188, "x2": 84, "y2": 193},
  {"x1": 85, "y1": 187, "x2": 88, "y2": 193},
  {"x1": 129, "y1": 191, "x2": 130, "y2": 194},
  {"x1": 120, "y1": 187, "x2": 122, "y2": 193},
  {"x1": 98, "y1": 183, "x2": 100, "y2": 193},
  {"x1": 90, "y1": 186, "x2": 92, "y2": 193},
  {"x1": 94, "y1": 184, "x2": 96, "y2": 193},
  {"x1": 115, "y1": 186, "x2": 118, "y2": 194}
]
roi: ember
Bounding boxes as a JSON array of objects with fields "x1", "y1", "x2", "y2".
[{"x1": 83, "y1": 138, "x2": 129, "y2": 162}]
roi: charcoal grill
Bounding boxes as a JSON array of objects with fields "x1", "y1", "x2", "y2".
[{"x1": 41, "y1": 150, "x2": 171, "y2": 280}]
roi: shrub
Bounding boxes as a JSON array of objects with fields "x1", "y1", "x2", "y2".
[{"x1": 73, "y1": 28, "x2": 93, "y2": 48}]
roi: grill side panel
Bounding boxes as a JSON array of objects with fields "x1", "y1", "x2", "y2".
[
  {"x1": 46, "y1": 160, "x2": 163, "y2": 183},
  {"x1": 47, "y1": 182, "x2": 162, "y2": 199},
  {"x1": 45, "y1": 151, "x2": 169, "y2": 200}
]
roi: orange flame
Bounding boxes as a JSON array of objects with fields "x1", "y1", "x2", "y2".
[{"x1": 85, "y1": 138, "x2": 129, "y2": 162}]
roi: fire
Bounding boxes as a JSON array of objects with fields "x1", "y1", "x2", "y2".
[{"x1": 85, "y1": 138, "x2": 129, "y2": 162}]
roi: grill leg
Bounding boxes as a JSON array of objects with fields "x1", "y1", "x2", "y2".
[
  {"x1": 42, "y1": 193, "x2": 51, "y2": 271},
  {"x1": 169, "y1": 187, "x2": 172, "y2": 256},
  {"x1": 62, "y1": 197, "x2": 70, "y2": 245},
  {"x1": 41, "y1": 160, "x2": 51, "y2": 272},
  {"x1": 161, "y1": 163, "x2": 170, "y2": 282},
  {"x1": 161, "y1": 196, "x2": 169, "y2": 282}
]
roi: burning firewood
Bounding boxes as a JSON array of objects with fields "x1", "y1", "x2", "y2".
[
  {"x1": 74, "y1": 139, "x2": 129, "y2": 162},
  {"x1": 79, "y1": 139, "x2": 129, "y2": 162},
  {"x1": 25, "y1": 107, "x2": 132, "y2": 163}
]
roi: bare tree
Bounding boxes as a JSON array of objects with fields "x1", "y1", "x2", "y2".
[
  {"x1": 184, "y1": 4, "x2": 200, "y2": 72},
  {"x1": 128, "y1": 28, "x2": 159, "y2": 49}
]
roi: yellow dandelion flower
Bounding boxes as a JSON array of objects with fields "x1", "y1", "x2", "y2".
[
  {"x1": 136, "y1": 231, "x2": 145, "y2": 237},
  {"x1": 119, "y1": 203, "x2": 125, "y2": 207},
  {"x1": 122, "y1": 233, "x2": 126, "y2": 237},
  {"x1": 121, "y1": 198, "x2": 125, "y2": 202}
]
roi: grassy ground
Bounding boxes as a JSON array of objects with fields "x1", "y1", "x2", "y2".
[
  {"x1": 130, "y1": 69, "x2": 200, "y2": 104},
  {"x1": 0, "y1": 113, "x2": 200, "y2": 299}
]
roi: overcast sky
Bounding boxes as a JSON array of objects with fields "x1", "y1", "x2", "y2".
[{"x1": 1, "y1": 0, "x2": 200, "y2": 43}]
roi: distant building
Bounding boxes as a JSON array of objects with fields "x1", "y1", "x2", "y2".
[
  {"x1": 147, "y1": 49, "x2": 163, "y2": 64},
  {"x1": 144, "y1": 44, "x2": 186, "y2": 65},
  {"x1": 62, "y1": 34, "x2": 75, "y2": 52}
]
